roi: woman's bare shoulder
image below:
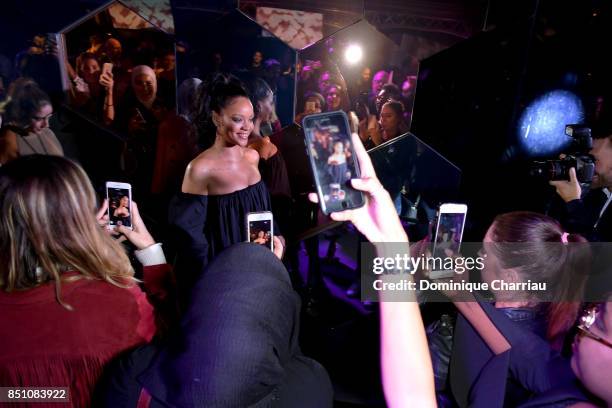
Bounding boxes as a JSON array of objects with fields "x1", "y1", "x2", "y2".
[
  {"x1": 182, "y1": 152, "x2": 216, "y2": 194},
  {"x1": 244, "y1": 146, "x2": 260, "y2": 164}
]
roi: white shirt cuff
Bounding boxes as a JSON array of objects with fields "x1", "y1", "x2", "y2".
[{"x1": 134, "y1": 243, "x2": 166, "y2": 266}]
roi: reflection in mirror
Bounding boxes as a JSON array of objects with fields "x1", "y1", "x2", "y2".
[
  {"x1": 61, "y1": 1, "x2": 185, "y2": 196},
  {"x1": 238, "y1": 0, "x2": 364, "y2": 50},
  {"x1": 368, "y1": 133, "x2": 461, "y2": 240},
  {"x1": 296, "y1": 20, "x2": 418, "y2": 148},
  {"x1": 272, "y1": 125, "x2": 461, "y2": 241},
  {"x1": 178, "y1": 10, "x2": 297, "y2": 127},
  {"x1": 120, "y1": 0, "x2": 175, "y2": 33}
]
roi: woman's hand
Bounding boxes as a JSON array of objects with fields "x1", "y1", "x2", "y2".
[
  {"x1": 116, "y1": 201, "x2": 155, "y2": 250},
  {"x1": 96, "y1": 200, "x2": 155, "y2": 250},
  {"x1": 310, "y1": 133, "x2": 407, "y2": 244},
  {"x1": 272, "y1": 236, "x2": 285, "y2": 260}
]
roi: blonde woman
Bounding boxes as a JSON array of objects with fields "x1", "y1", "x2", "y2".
[{"x1": 0, "y1": 155, "x2": 170, "y2": 407}]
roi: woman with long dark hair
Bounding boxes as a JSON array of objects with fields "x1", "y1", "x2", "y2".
[
  {"x1": 0, "y1": 81, "x2": 63, "y2": 164},
  {"x1": 172, "y1": 73, "x2": 281, "y2": 295}
]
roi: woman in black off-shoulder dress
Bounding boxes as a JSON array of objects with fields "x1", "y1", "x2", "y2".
[{"x1": 169, "y1": 74, "x2": 279, "y2": 298}]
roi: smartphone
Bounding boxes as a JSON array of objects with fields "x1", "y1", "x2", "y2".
[
  {"x1": 302, "y1": 111, "x2": 365, "y2": 215},
  {"x1": 106, "y1": 181, "x2": 133, "y2": 230},
  {"x1": 431, "y1": 203, "x2": 468, "y2": 279},
  {"x1": 101, "y1": 62, "x2": 113, "y2": 77},
  {"x1": 247, "y1": 211, "x2": 273, "y2": 250}
]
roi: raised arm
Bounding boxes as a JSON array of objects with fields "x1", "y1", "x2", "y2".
[{"x1": 312, "y1": 133, "x2": 436, "y2": 407}]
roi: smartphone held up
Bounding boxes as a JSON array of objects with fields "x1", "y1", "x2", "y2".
[
  {"x1": 106, "y1": 181, "x2": 132, "y2": 230},
  {"x1": 302, "y1": 111, "x2": 365, "y2": 215},
  {"x1": 430, "y1": 203, "x2": 467, "y2": 279},
  {"x1": 247, "y1": 211, "x2": 274, "y2": 250}
]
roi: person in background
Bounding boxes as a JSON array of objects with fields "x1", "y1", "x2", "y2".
[
  {"x1": 0, "y1": 81, "x2": 63, "y2": 164},
  {"x1": 324, "y1": 83, "x2": 350, "y2": 113},
  {"x1": 116, "y1": 65, "x2": 161, "y2": 192},
  {"x1": 368, "y1": 70, "x2": 389, "y2": 112},
  {"x1": 375, "y1": 83, "x2": 402, "y2": 116},
  {"x1": 352, "y1": 66, "x2": 372, "y2": 100},
  {"x1": 294, "y1": 91, "x2": 325, "y2": 124},
  {"x1": 69, "y1": 52, "x2": 115, "y2": 125},
  {"x1": 400, "y1": 75, "x2": 417, "y2": 126},
  {"x1": 550, "y1": 123, "x2": 612, "y2": 242},
  {"x1": 428, "y1": 211, "x2": 589, "y2": 407},
  {"x1": 155, "y1": 50, "x2": 176, "y2": 107},
  {"x1": 0, "y1": 155, "x2": 171, "y2": 407},
  {"x1": 373, "y1": 100, "x2": 408, "y2": 146},
  {"x1": 250, "y1": 50, "x2": 265, "y2": 78},
  {"x1": 353, "y1": 95, "x2": 379, "y2": 149},
  {"x1": 177, "y1": 77, "x2": 202, "y2": 125}
]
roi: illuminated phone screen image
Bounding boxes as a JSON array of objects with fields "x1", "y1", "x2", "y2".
[
  {"x1": 249, "y1": 219, "x2": 272, "y2": 248},
  {"x1": 434, "y1": 212, "x2": 466, "y2": 258},
  {"x1": 108, "y1": 188, "x2": 132, "y2": 228},
  {"x1": 304, "y1": 113, "x2": 363, "y2": 213}
]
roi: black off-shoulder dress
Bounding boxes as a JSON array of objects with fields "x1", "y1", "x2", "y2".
[{"x1": 169, "y1": 180, "x2": 272, "y2": 296}]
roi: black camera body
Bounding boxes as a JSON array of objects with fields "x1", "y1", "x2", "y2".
[{"x1": 530, "y1": 124, "x2": 595, "y2": 183}]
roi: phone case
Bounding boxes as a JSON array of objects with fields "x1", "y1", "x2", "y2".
[{"x1": 302, "y1": 111, "x2": 365, "y2": 215}]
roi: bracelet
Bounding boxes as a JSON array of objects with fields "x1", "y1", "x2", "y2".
[{"x1": 105, "y1": 104, "x2": 114, "y2": 107}]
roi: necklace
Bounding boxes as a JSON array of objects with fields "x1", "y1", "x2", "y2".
[{"x1": 20, "y1": 131, "x2": 49, "y2": 155}]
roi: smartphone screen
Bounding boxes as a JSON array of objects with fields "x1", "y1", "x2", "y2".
[
  {"x1": 302, "y1": 111, "x2": 365, "y2": 214},
  {"x1": 107, "y1": 185, "x2": 132, "y2": 229},
  {"x1": 430, "y1": 206, "x2": 467, "y2": 279},
  {"x1": 433, "y1": 212, "x2": 466, "y2": 258},
  {"x1": 248, "y1": 219, "x2": 273, "y2": 249}
]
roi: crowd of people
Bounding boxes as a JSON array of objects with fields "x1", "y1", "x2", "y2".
[
  {"x1": 295, "y1": 61, "x2": 416, "y2": 150},
  {"x1": 0, "y1": 29, "x2": 612, "y2": 408}
]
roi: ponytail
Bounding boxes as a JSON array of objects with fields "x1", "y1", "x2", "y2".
[
  {"x1": 545, "y1": 232, "x2": 590, "y2": 344},
  {"x1": 193, "y1": 73, "x2": 249, "y2": 150},
  {"x1": 490, "y1": 212, "x2": 591, "y2": 346}
]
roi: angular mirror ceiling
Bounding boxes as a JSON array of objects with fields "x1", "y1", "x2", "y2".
[
  {"x1": 238, "y1": 0, "x2": 364, "y2": 50},
  {"x1": 60, "y1": 1, "x2": 176, "y2": 133},
  {"x1": 296, "y1": 19, "x2": 399, "y2": 118}
]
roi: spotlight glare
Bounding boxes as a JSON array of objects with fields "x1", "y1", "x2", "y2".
[
  {"x1": 345, "y1": 44, "x2": 363, "y2": 64},
  {"x1": 518, "y1": 89, "x2": 584, "y2": 156}
]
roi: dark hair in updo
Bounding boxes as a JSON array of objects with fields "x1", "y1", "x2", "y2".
[{"x1": 194, "y1": 73, "x2": 250, "y2": 149}]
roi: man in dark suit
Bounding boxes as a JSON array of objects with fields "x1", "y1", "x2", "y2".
[{"x1": 550, "y1": 130, "x2": 612, "y2": 242}]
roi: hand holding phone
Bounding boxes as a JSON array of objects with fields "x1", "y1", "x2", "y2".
[
  {"x1": 302, "y1": 111, "x2": 365, "y2": 214},
  {"x1": 430, "y1": 203, "x2": 467, "y2": 279},
  {"x1": 99, "y1": 63, "x2": 114, "y2": 89},
  {"x1": 106, "y1": 181, "x2": 133, "y2": 230},
  {"x1": 307, "y1": 132, "x2": 408, "y2": 244},
  {"x1": 247, "y1": 211, "x2": 273, "y2": 250}
]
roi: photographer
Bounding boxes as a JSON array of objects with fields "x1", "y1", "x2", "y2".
[{"x1": 550, "y1": 127, "x2": 612, "y2": 242}]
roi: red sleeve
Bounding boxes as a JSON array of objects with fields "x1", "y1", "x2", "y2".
[
  {"x1": 142, "y1": 264, "x2": 174, "y2": 301},
  {"x1": 142, "y1": 264, "x2": 180, "y2": 335},
  {"x1": 128, "y1": 285, "x2": 156, "y2": 342}
]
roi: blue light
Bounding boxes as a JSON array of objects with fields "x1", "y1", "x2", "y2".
[{"x1": 518, "y1": 90, "x2": 584, "y2": 156}]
